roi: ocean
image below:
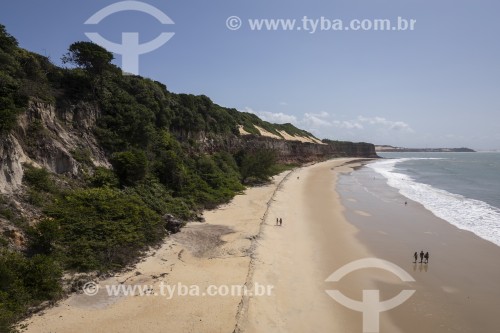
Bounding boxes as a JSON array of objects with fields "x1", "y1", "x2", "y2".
[{"x1": 366, "y1": 152, "x2": 500, "y2": 247}]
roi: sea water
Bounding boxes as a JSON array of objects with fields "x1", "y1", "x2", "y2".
[{"x1": 369, "y1": 152, "x2": 500, "y2": 247}]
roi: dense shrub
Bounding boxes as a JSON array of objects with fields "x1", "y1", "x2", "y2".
[
  {"x1": 87, "y1": 167, "x2": 120, "y2": 188},
  {"x1": 236, "y1": 149, "x2": 277, "y2": 183},
  {"x1": 44, "y1": 188, "x2": 165, "y2": 271},
  {"x1": 110, "y1": 150, "x2": 148, "y2": 186},
  {"x1": 22, "y1": 165, "x2": 55, "y2": 193},
  {"x1": 27, "y1": 219, "x2": 62, "y2": 255},
  {"x1": 0, "y1": 250, "x2": 62, "y2": 333}
]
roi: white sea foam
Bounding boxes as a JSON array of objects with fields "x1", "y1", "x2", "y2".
[{"x1": 368, "y1": 158, "x2": 500, "y2": 247}]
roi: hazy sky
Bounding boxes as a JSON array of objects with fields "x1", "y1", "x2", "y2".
[{"x1": 1, "y1": 0, "x2": 499, "y2": 150}]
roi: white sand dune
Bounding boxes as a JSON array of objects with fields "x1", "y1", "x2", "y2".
[{"x1": 238, "y1": 124, "x2": 324, "y2": 145}]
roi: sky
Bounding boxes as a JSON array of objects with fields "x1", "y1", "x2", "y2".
[{"x1": 1, "y1": 0, "x2": 499, "y2": 150}]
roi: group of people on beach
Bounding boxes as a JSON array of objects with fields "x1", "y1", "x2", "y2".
[
  {"x1": 276, "y1": 218, "x2": 283, "y2": 226},
  {"x1": 414, "y1": 250, "x2": 429, "y2": 263}
]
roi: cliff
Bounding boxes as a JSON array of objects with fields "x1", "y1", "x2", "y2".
[
  {"x1": 230, "y1": 136, "x2": 377, "y2": 163},
  {"x1": 0, "y1": 99, "x2": 376, "y2": 253},
  {"x1": 0, "y1": 101, "x2": 109, "y2": 194},
  {"x1": 1, "y1": 102, "x2": 376, "y2": 195}
]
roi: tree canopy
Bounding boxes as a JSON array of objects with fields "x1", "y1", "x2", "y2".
[
  {"x1": 62, "y1": 41, "x2": 114, "y2": 74},
  {"x1": 0, "y1": 24, "x2": 18, "y2": 51}
]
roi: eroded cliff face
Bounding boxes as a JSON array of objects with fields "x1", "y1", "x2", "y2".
[
  {"x1": 0, "y1": 102, "x2": 376, "y2": 249},
  {"x1": 1, "y1": 103, "x2": 377, "y2": 194},
  {"x1": 242, "y1": 136, "x2": 378, "y2": 162},
  {"x1": 192, "y1": 133, "x2": 378, "y2": 163},
  {"x1": 0, "y1": 101, "x2": 110, "y2": 194}
]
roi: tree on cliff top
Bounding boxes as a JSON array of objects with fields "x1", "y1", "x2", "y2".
[
  {"x1": 62, "y1": 41, "x2": 114, "y2": 75},
  {"x1": 0, "y1": 24, "x2": 18, "y2": 51}
]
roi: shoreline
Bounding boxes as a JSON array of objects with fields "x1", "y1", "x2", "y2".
[
  {"x1": 23, "y1": 157, "x2": 498, "y2": 333},
  {"x1": 338, "y1": 163, "x2": 500, "y2": 332},
  {"x1": 240, "y1": 158, "x2": 405, "y2": 333},
  {"x1": 22, "y1": 158, "x2": 372, "y2": 333}
]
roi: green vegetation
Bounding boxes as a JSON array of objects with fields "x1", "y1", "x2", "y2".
[
  {"x1": 22, "y1": 164, "x2": 58, "y2": 207},
  {"x1": 0, "y1": 250, "x2": 62, "y2": 333},
  {"x1": 235, "y1": 149, "x2": 277, "y2": 184},
  {"x1": 0, "y1": 196, "x2": 15, "y2": 220},
  {"x1": 0, "y1": 24, "x2": 55, "y2": 133},
  {"x1": 110, "y1": 149, "x2": 148, "y2": 186},
  {"x1": 70, "y1": 148, "x2": 93, "y2": 166},
  {"x1": 87, "y1": 167, "x2": 119, "y2": 188},
  {"x1": 274, "y1": 122, "x2": 315, "y2": 138},
  {"x1": 0, "y1": 195, "x2": 25, "y2": 229},
  {"x1": 23, "y1": 165, "x2": 56, "y2": 193},
  {"x1": 0, "y1": 25, "x2": 303, "y2": 331},
  {"x1": 225, "y1": 110, "x2": 316, "y2": 139},
  {"x1": 0, "y1": 24, "x2": 24, "y2": 135},
  {"x1": 42, "y1": 188, "x2": 165, "y2": 271},
  {"x1": 269, "y1": 162, "x2": 300, "y2": 175},
  {"x1": 62, "y1": 42, "x2": 114, "y2": 75}
]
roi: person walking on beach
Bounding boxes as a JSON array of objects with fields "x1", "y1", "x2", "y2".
[
  {"x1": 279, "y1": 218, "x2": 282, "y2": 226},
  {"x1": 419, "y1": 250, "x2": 424, "y2": 263},
  {"x1": 276, "y1": 218, "x2": 279, "y2": 226},
  {"x1": 424, "y1": 252, "x2": 429, "y2": 264},
  {"x1": 413, "y1": 252, "x2": 418, "y2": 263}
]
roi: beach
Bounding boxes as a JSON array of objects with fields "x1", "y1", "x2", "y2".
[
  {"x1": 338, "y1": 165, "x2": 500, "y2": 332},
  {"x1": 22, "y1": 158, "x2": 500, "y2": 333},
  {"x1": 21, "y1": 167, "x2": 289, "y2": 333}
]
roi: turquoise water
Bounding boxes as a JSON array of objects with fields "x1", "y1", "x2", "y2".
[{"x1": 369, "y1": 152, "x2": 500, "y2": 246}]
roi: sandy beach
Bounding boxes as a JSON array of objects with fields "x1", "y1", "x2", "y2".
[
  {"x1": 21, "y1": 158, "x2": 362, "y2": 333},
  {"x1": 238, "y1": 159, "x2": 404, "y2": 333},
  {"x1": 21, "y1": 168, "x2": 291, "y2": 333},
  {"x1": 338, "y1": 166, "x2": 500, "y2": 333},
  {"x1": 21, "y1": 158, "x2": 500, "y2": 333}
]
